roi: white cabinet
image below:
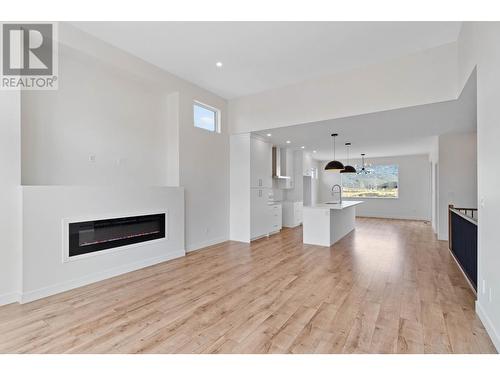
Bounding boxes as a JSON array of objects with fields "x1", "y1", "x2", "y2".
[
  {"x1": 251, "y1": 188, "x2": 270, "y2": 240},
  {"x1": 268, "y1": 204, "x2": 282, "y2": 234},
  {"x1": 250, "y1": 137, "x2": 272, "y2": 188},
  {"x1": 283, "y1": 201, "x2": 303, "y2": 228}
]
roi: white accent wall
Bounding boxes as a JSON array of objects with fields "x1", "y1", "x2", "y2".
[
  {"x1": 318, "y1": 154, "x2": 432, "y2": 221},
  {"x1": 458, "y1": 22, "x2": 500, "y2": 351}
]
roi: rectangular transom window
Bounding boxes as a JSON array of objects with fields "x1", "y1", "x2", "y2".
[
  {"x1": 193, "y1": 101, "x2": 220, "y2": 133},
  {"x1": 342, "y1": 164, "x2": 399, "y2": 198}
]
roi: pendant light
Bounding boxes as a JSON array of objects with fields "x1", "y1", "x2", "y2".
[
  {"x1": 340, "y1": 142, "x2": 356, "y2": 173},
  {"x1": 325, "y1": 133, "x2": 345, "y2": 171},
  {"x1": 357, "y1": 153, "x2": 371, "y2": 175}
]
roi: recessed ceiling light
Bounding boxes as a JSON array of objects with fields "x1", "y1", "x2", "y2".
[
  {"x1": 313, "y1": 150, "x2": 317, "y2": 153},
  {"x1": 301, "y1": 146, "x2": 305, "y2": 149},
  {"x1": 286, "y1": 140, "x2": 291, "y2": 144},
  {"x1": 215, "y1": 61, "x2": 223, "y2": 68},
  {"x1": 266, "y1": 133, "x2": 272, "y2": 137}
]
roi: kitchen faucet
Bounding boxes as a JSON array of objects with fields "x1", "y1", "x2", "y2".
[{"x1": 331, "y1": 184, "x2": 342, "y2": 204}]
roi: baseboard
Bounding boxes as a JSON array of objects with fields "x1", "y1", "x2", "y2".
[
  {"x1": 283, "y1": 223, "x2": 302, "y2": 228},
  {"x1": 186, "y1": 236, "x2": 228, "y2": 253},
  {"x1": 0, "y1": 291, "x2": 21, "y2": 306},
  {"x1": 476, "y1": 301, "x2": 500, "y2": 353},
  {"x1": 20, "y1": 249, "x2": 185, "y2": 304}
]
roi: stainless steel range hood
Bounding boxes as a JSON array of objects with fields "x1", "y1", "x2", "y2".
[{"x1": 272, "y1": 147, "x2": 291, "y2": 179}]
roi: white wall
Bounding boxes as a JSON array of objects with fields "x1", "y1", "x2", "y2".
[
  {"x1": 318, "y1": 154, "x2": 431, "y2": 221},
  {"x1": 0, "y1": 91, "x2": 22, "y2": 305},
  {"x1": 21, "y1": 186, "x2": 185, "y2": 302},
  {"x1": 179, "y1": 91, "x2": 229, "y2": 252},
  {"x1": 22, "y1": 44, "x2": 170, "y2": 186},
  {"x1": 437, "y1": 132, "x2": 477, "y2": 241},
  {"x1": 229, "y1": 43, "x2": 458, "y2": 134},
  {"x1": 22, "y1": 22, "x2": 229, "y2": 254},
  {"x1": 458, "y1": 22, "x2": 500, "y2": 350}
]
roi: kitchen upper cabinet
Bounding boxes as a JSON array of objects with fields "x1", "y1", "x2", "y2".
[
  {"x1": 250, "y1": 188, "x2": 270, "y2": 240},
  {"x1": 250, "y1": 137, "x2": 272, "y2": 188}
]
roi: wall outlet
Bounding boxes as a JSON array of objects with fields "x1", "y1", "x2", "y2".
[
  {"x1": 89, "y1": 154, "x2": 96, "y2": 162},
  {"x1": 117, "y1": 157, "x2": 126, "y2": 166}
]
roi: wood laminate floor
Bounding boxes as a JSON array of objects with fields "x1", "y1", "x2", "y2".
[{"x1": 0, "y1": 218, "x2": 495, "y2": 353}]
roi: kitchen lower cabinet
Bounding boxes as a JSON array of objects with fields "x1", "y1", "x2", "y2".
[
  {"x1": 250, "y1": 188, "x2": 270, "y2": 240},
  {"x1": 283, "y1": 201, "x2": 303, "y2": 228},
  {"x1": 268, "y1": 204, "x2": 282, "y2": 234}
]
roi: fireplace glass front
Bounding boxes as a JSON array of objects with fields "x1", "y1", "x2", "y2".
[{"x1": 68, "y1": 213, "x2": 166, "y2": 257}]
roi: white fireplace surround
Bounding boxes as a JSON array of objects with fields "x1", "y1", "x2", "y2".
[{"x1": 19, "y1": 185, "x2": 185, "y2": 304}]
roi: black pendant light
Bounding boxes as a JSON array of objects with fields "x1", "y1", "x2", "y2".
[
  {"x1": 340, "y1": 142, "x2": 356, "y2": 173},
  {"x1": 325, "y1": 133, "x2": 345, "y2": 171}
]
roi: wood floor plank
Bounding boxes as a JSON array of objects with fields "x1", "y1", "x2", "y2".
[{"x1": 0, "y1": 218, "x2": 495, "y2": 354}]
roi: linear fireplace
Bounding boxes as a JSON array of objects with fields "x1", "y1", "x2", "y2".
[{"x1": 68, "y1": 213, "x2": 166, "y2": 258}]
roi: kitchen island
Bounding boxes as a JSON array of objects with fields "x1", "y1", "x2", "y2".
[{"x1": 302, "y1": 201, "x2": 363, "y2": 247}]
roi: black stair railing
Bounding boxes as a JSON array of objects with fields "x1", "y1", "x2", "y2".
[{"x1": 448, "y1": 204, "x2": 478, "y2": 291}]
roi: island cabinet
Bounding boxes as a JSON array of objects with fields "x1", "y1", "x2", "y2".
[{"x1": 302, "y1": 201, "x2": 363, "y2": 247}]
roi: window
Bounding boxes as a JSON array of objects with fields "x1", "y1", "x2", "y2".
[
  {"x1": 341, "y1": 164, "x2": 399, "y2": 198},
  {"x1": 193, "y1": 101, "x2": 220, "y2": 133}
]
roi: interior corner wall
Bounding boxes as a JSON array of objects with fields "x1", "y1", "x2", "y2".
[
  {"x1": 318, "y1": 154, "x2": 431, "y2": 221},
  {"x1": 437, "y1": 132, "x2": 477, "y2": 241},
  {"x1": 458, "y1": 22, "x2": 500, "y2": 351},
  {"x1": 228, "y1": 42, "x2": 458, "y2": 134},
  {"x1": 0, "y1": 90, "x2": 22, "y2": 305}
]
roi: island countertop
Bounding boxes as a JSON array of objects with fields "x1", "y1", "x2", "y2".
[{"x1": 304, "y1": 201, "x2": 363, "y2": 210}]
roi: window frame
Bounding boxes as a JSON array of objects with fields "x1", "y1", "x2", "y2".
[
  {"x1": 341, "y1": 164, "x2": 399, "y2": 199},
  {"x1": 193, "y1": 101, "x2": 221, "y2": 133}
]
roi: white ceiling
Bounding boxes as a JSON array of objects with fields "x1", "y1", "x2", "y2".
[
  {"x1": 254, "y1": 71, "x2": 477, "y2": 160},
  {"x1": 70, "y1": 22, "x2": 461, "y2": 99}
]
